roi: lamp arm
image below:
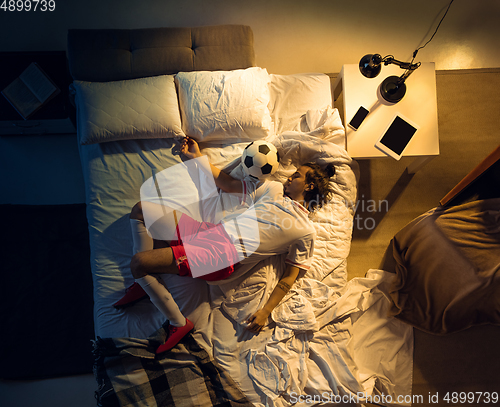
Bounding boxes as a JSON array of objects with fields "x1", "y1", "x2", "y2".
[{"x1": 382, "y1": 56, "x2": 421, "y2": 82}]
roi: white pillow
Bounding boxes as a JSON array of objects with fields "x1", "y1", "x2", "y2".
[
  {"x1": 73, "y1": 75, "x2": 184, "y2": 145},
  {"x1": 269, "y1": 73, "x2": 333, "y2": 134},
  {"x1": 175, "y1": 67, "x2": 272, "y2": 143}
]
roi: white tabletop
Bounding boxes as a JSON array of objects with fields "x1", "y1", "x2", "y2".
[{"x1": 334, "y1": 63, "x2": 439, "y2": 159}]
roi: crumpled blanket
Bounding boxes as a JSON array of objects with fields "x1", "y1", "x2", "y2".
[{"x1": 221, "y1": 269, "x2": 413, "y2": 407}]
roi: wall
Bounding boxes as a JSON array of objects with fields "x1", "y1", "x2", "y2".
[
  {"x1": 1, "y1": 0, "x2": 499, "y2": 73},
  {"x1": 0, "y1": 0, "x2": 499, "y2": 205}
]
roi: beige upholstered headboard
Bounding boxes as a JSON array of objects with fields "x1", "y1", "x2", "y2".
[{"x1": 67, "y1": 25, "x2": 255, "y2": 82}]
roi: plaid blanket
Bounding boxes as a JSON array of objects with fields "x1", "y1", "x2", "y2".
[{"x1": 93, "y1": 322, "x2": 255, "y2": 407}]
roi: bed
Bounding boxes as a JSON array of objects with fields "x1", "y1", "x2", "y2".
[{"x1": 68, "y1": 25, "x2": 414, "y2": 407}]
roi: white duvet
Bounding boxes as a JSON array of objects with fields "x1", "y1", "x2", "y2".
[
  {"x1": 201, "y1": 109, "x2": 413, "y2": 406},
  {"x1": 80, "y1": 107, "x2": 413, "y2": 407}
]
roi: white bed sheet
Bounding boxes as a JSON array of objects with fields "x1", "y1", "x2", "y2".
[{"x1": 79, "y1": 108, "x2": 413, "y2": 406}]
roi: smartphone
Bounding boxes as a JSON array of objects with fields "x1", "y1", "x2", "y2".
[
  {"x1": 348, "y1": 106, "x2": 369, "y2": 130},
  {"x1": 375, "y1": 114, "x2": 419, "y2": 160}
]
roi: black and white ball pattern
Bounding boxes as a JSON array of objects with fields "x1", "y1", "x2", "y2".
[{"x1": 241, "y1": 140, "x2": 280, "y2": 179}]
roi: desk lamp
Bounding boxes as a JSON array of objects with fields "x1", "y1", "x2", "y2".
[
  {"x1": 359, "y1": 54, "x2": 420, "y2": 103},
  {"x1": 358, "y1": 0, "x2": 455, "y2": 103}
]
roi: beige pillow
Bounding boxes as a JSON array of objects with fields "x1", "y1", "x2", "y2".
[{"x1": 73, "y1": 75, "x2": 184, "y2": 145}]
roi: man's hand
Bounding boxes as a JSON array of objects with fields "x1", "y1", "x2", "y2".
[
  {"x1": 245, "y1": 308, "x2": 271, "y2": 333},
  {"x1": 180, "y1": 136, "x2": 203, "y2": 160},
  {"x1": 244, "y1": 265, "x2": 300, "y2": 334},
  {"x1": 180, "y1": 136, "x2": 243, "y2": 194}
]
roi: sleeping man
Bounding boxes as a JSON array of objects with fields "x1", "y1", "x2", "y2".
[{"x1": 115, "y1": 136, "x2": 335, "y2": 354}]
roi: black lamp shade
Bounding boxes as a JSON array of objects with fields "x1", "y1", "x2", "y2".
[
  {"x1": 359, "y1": 54, "x2": 382, "y2": 78},
  {"x1": 380, "y1": 76, "x2": 406, "y2": 103}
]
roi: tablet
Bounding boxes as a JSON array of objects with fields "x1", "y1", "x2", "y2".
[{"x1": 375, "y1": 114, "x2": 419, "y2": 160}]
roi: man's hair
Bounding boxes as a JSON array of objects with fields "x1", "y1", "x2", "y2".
[{"x1": 302, "y1": 162, "x2": 335, "y2": 211}]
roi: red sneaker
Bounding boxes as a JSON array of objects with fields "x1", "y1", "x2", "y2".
[
  {"x1": 156, "y1": 318, "x2": 194, "y2": 354},
  {"x1": 113, "y1": 282, "x2": 148, "y2": 309}
]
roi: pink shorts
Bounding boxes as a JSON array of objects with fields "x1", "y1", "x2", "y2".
[{"x1": 170, "y1": 214, "x2": 240, "y2": 281}]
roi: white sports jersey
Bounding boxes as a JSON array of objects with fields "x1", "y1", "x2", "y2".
[{"x1": 219, "y1": 179, "x2": 316, "y2": 272}]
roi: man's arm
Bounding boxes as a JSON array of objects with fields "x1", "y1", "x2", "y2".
[
  {"x1": 245, "y1": 264, "x2": 300, "y2": 332},
  {"x1": 181, "y1": 137, "x2": 243, "y2": 194}
]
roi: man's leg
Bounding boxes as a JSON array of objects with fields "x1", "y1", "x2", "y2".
[
  {"x1": 129, "y1": 200, "x2": 180, "y2": 248},
  {"x1": 132, "y1": 273, "x2": 193, "y2": 353},
  {"x1": 130, "y1": 251, "x2": 186, "y2": 328},
  {"x1": 128, "y1": 202, "x2": 194, "y2": 353},
  {"x1": 114, "y1": 202, "x2": 171, "y2": 308},
  {"x1": 113, "y1": 203, "x2": 154, "y2": 308},
  {"x1": 128, "y1": 202, "x2": 186, "y2": 326},
  {"x1": 131, "y1": 254, "x2": 194, "y2": 354}
]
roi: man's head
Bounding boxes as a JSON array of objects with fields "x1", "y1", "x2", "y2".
[{"x1": 284, "y1": 163, "x2": 335, "y2": 211}]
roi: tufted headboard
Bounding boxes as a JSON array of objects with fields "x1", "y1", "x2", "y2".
[{"x1": 67, "y1": 25, "x2": 255, "y2": 82}]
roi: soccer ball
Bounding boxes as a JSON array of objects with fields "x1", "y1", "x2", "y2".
[{"x1": 241, "y1": 140, "x2": 280, "y2": 179}]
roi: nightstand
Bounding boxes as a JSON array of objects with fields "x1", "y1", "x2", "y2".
[
  {"x1": 0, "y1": 51, "x2": 75, "y2": 135},
  {"x1": 333, "y1": 63, "x2": 439, "y2": 173}
]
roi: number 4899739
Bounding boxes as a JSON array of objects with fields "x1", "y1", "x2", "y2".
[
  {"x1": 443, "y1": 392, "x2": 499, "y2": 404},
  {"x1": 1, "y1": 0, "x2": 56, "y2": 11}
]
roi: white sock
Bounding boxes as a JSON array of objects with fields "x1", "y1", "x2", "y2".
[
  {"x1": 136, "y1": 275, "x2": 186, "y2": 327},
  {"x1": 130, "y1": 219, "x2": 154, "y2": 254}
]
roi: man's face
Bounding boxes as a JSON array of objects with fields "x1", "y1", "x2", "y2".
[{"x1": 284, "y1": 166, "x2": 311, "y2": 202}]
